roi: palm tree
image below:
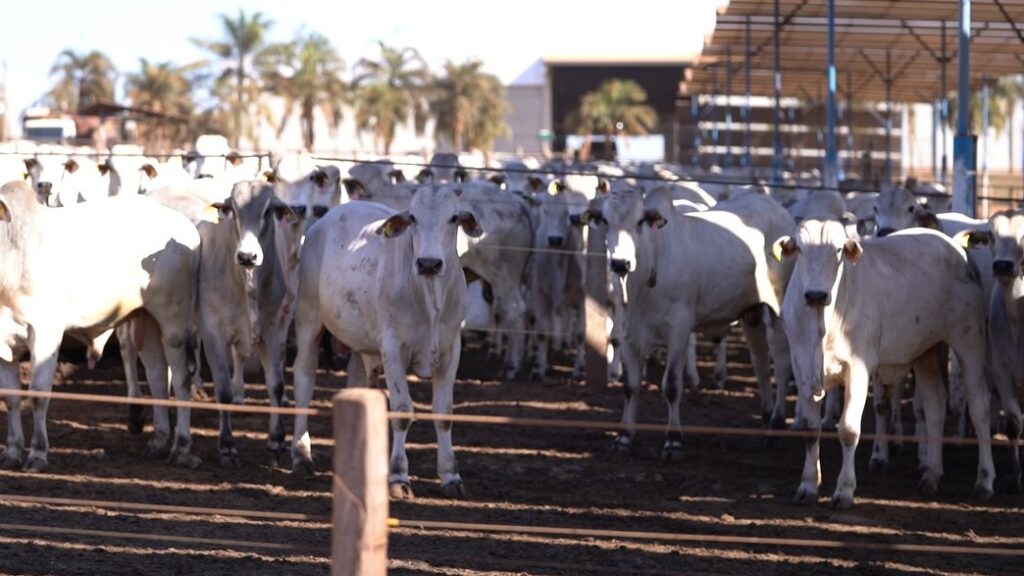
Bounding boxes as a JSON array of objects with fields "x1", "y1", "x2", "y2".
[
  {"x1": 948, "y1": 76, "x2": 1024, "y2": 136},
  {"x1": 574, "y1": 79, "x2": 658, "y2": 161},
  {"x1": 125, "y1": 59, "x2": 201, "y2": 150},
  {"x1": 352, "y1": 42, "x2": 431, "y2": 155},
  {"x1": 261, "y1": 32, "x2": 347, "y2": 151},
  {"x1": 193, "y1": 9, "x2": 274, "y2": 147},
  {"x1": 430, "y1": 59, "x2": 510, "y2": 153},
  {"x1": 46, "y1": 49, "x2": 116, "y2": 111}
]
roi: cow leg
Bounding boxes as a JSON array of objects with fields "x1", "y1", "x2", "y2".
[
  {"x1": 683, "y1": 335, "x2": 699, "y2": 391},
  {"x1": 949, "y1": 351, "x2": 968, "y2": 437},
  {"x1": 832, "y1": 361, "x2": 870, "y2": 510},
  {"x1": 230, "y1": 347, "x2": 247, "y2": 405},
  {"x1": 117, "y1": 323, "x2": 145, "y2": 435},
  {"x1": 741, "y1": 308, "x2": 773, "y2": 426},
  {"x1": 434, "y1": 340, "x2": 464, "y2": 498},
  {"x1": 769, "y1": 319, "x2": 794, "y2": 430},
  {"x1": 136, "y1": 328, "x2": 171, "y2": 459},
  {"x1": 25, "y1": 328, "x2": 64, "y2": 472},
  {"x1": 661, "y1": 323, "x2": 693, "y2": 462},
  {"x1": 612, "y1": 341, "x2": 644, "y2": 453},
  {"x1": 0, "y1": 361, "x2": 25, "y2": 469},
  {"x1": 888, "y1": 380, "x2": 905, "y2": 450},
  {"x1": 499, "y1": 294, "x2": 525, "y2": 381},
  {"x1": 822, "y1": 387, "x2": 843, "y2": 430},
  {"x1": 346, "y1": 354, "x2": 370, "y2": 388},
  {"x1": 162, "y1": 326, "x2": 199, "y2": 469},
  {"x1": 956, "y1": 349, "x2": 996, "y2": 500},
  {"x1": 381, "y1": 341, "x2": 414, "y2": 499},
  {"x1": 290, "y1": 320, "x2": 322, "y2": 476},
  {"x1": 713, "y1": 336, "x2": 728, "y2": 390},
  {"x1": 912, "y1": 380, "x2": 929, "y2": 469},
  {"x1": 914, "y1": 352, "x2": 946, "y2": 496},
  {"x1": 258, "y1": 332, "x2": 287, "y2": 457},
  {"x1": 869, "y1": 379, "x2": 892, "y2": 473},
  {"x1": 794, "y1": 390, "x2": 823, "y2": 504},
  {"x1": 202, "y1": 333, "x2": 237, "y2": 468}
]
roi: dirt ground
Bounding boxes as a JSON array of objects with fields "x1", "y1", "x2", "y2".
[{"x1": 0, "y1": 337, "x2": 1021, "y2": 576}]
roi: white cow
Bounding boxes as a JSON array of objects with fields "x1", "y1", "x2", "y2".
[
  {"x1": 0, "y1": 181, "x2": 201, "y2": 470},
  {"x1": 584, "y1": 181, "x2": 781, "y2": 459},
  {"x1": 291, "y1": 185, "x2": 482, "y2": 499},
  {"x1": 199, "y1": 181, "x2": 294, "y2": 466},
  {"x1": 774, "y1": 220, "x2": 994, "y2": 508},
  {"x1": 961, "y1": 211, "x2": 1024, "y2": 494},
  {"x1": 25, "y1": 156, "x2": 110, "y2": 207}
]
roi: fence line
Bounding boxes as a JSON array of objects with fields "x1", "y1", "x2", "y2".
[
  {"x1": 387, "y1": 517, "x2": 1024, "y2": 558},
  {"x1": 0, "y1": 389, "x2": 1009, "y2": 447}
]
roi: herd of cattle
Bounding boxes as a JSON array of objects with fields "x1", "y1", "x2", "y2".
[{"x1": 0, "y1": 134, "x2": 1021, "y2": 511}]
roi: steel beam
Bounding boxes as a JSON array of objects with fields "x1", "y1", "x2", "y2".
[
  {"x1": 772, "y1": 0, "x2": 783, "y2": 184},
  {"x1": 953, "y1": 0, "x2": 976, "y2": 217},
  {"x1": 725, "y1": 47, "x2": 734, "y2": 168},
  {"x1": 744, "y1": 15, "x2": 752, "y2": 171},
  {"x1": 824, "y1": 0, "x2": 838, "y2": 189}
]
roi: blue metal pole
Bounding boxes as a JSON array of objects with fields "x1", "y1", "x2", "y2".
[
  {"x1": 885, "y1": 49, "x2": 893, "y2": 182},
  {"x1": 725, "y1": 46, "x2": 733, "y2": 168},
  {"x1": 982, "y1": 76, "x2": 989, "y2": 175},
  {"x1": 773, "y1": 0, "x2": 782, "y2": 184},
  {"x1": 712, "y1": 66, "x2": 720, "y2": 167},
  {"x1": 744, "y1": 15, "x2": 752, "y2": 171},
  {"x1": 941, "y1": 20, "x2": 949, "y2": 184},
  {"x1": 933, "y1": 99, "x2": 940, "y2": 181},
  {"x1": 691, "y1": 96, "x2": 700, "y2": 167},
  {"x1": 953, "y1": 0, "x2": 976, "y2": 216},
  {"x1": 825, "y1": 0, "x2": 838, "y2": 189}
]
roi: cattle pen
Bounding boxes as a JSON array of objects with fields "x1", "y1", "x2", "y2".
[{"x1": 0, "y1": 333, "x2": 1021, "y2": 576}]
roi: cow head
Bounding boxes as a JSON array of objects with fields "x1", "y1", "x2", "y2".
[
  {"x1": 375, "y1": 184, "x2": 482, "y2": 277},
  {"x1": 533, "y1": 191, "x2": 572, "y2": 249},
  {"x1": 589, "y1": 180, "x2": 666, "y2": 279},
  {"x1": 773, "y1": 218, "x2": 861, "y2": 309},
  {"x1": 212, "y1": 180, "x2": 295, "y2": 269},
  {"x1": 973, "y1": 210, "x2": 1022, "y2": 283},
  {"x1": 873, "y1": 187, "x2": 936, "y2": 237}
]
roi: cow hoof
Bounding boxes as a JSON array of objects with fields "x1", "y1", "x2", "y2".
[
  {"x1": 0, "y1": 450, "x2": 23, "y2": 470},
  {"x1": 23, "y1": 456, "x2": 48, "y2": 473},
  {"x1": 571, "y1": 368, "x2": 585, "y2": 381},
  {"x1": 219, "y1": 450, "x2": 240, "y2": 469},
  {"x1": 608, "y1": 435, "x2": 632, "y2": 456},
  {"x1": 713, "y1": 374, "x2": 727, "y2": 390},
  {"x1": 793, "y1": 486, "x2": 818, "y2": 505},
  {"x1": 389, "y1": 482, "x2": 415, "y2": 500},
  {"x1": 609, "y1": 370, "x2": 622, "y2": 383},
  {"x1": 661, "y1": 445, "x2": 684, "y2": 463},
  {"x1": 529, "y1": 370, "x2": 544, "y2": 383},
  {"x1": 829, "y1": 494, "x2": 854, "y2": 510},
  {"x1": 868, "y1": 457, "x2": 889, "y2": 473},
  {"x1": 143, "y1": 440, "x2": 169, "y2": 459},
  {"x1": 440, "y1": 480, "x2": 466, "y2": 499},
  {"x1": 972, "y1": 484, "x2": 995, "y2": 501},
  {"x1": 292, "y1": 457, "x2": 315, "y2": 477},
  {"x1": 170, "y1": 451, "x2": 202, "y2": 469},
  {"x1": 190, "y1": 386, "x2": 210, "y2": 401}
]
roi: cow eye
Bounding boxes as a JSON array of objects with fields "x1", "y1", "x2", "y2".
[
  {"x1": 409, "y1": 214, "x2": 418, "y2": 224},
  {"x1": 449, "y1": 215, "x2": 458, "y2": 224},
  {"x1": 312, "y1": 205, "x2": 328, "y2": 218},
  {"x1": 907, "y1": 205, "x2": 915, "y2": 213},
  {"x1": 872, "y1": 205, "x2": 878, "y2": 213}
]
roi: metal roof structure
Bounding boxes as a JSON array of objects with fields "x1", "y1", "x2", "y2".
[{"x1": 684, "y1": 0, "x2": 1024, "y2": 103}]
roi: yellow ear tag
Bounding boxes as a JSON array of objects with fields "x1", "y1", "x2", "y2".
[
  {"x1": 958, "y1": 233, "x2": 973, "y2": 249},
  {"x1": 771, "y1": 242, "x2": 785, "y2": 262},
  {"x1": 206, "y1": 205, "x2": 221, "y2": 220},
  {"x1": 580, "y1": 211, "x2": 592, "y2": 225},
  {"x1": 381, "y1": 221, "x2": 394, "y2": 238}
]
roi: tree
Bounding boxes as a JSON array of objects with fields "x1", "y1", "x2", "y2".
[
  {"x1": 352, "y1": 42, "x2": 431, "y2": 155},
  {"x1": 948, "y1": 76, "x2": 1024, "y2": 136},
  {"x1": 46, "y1": 49, "x2": 116, "y2": 112},
  {"x1": 261, "y1": 31, "x2": 347, "y2": 151},
  {"x1": 430, "y1": 59, "x2": 510, "y2": 153},
  {"x1": 125, "y1": 59, "x2": 202, "y2": 150},
  {"x1": 573, "y1": 79, "x2": 658, "y2": 161},
  {"x1": 193, "y1": 8, "x2": 274, "y2": 147}
]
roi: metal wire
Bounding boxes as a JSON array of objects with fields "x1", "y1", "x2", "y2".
[{"x1": 388, "y1": 517, "x2": 1024, "y2": 557}]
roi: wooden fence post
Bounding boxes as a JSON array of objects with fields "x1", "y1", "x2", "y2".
[
  {"x1": 584, "y1": 197, "x2": 609, "y2": 391},
  {"x1": 332, "y1": 388, "x2": 389, "y2": 576}
]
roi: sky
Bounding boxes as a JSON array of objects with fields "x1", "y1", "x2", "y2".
[{"x1": 0, "y1": 0, "x2": 727, "y2": 136}]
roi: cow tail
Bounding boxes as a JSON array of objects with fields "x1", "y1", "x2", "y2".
[{"x1": 186, "y1": 242, "x2": 201, "y2": 378}]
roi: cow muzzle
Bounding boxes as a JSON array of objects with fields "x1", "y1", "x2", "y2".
[
  {"x1": 876, "y1": 227, "x2": 896, "y2": 238},
  {"x1": 993, "y1": 260, "x2": 1016, "y2": 278},
  {"x1": 37, "y1": 181, "x2": 52, "y2": 193},
  {"x1": 416, "y1": 257, "x2": 444, "y2": 276},
  {"x1": 610, "y1": 259, "x2": 631, "y2": 276},
  {"x1": 236, "y1": 250, "x2": 260, "y2": 268},
  {"x1": 547, "y1": 235, "x2": 564, "y2": 248},
  {"x1": 804, "y1": 290, "x2": 831, "y2": 307}
]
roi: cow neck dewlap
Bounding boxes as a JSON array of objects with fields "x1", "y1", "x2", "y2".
[
  {"x1": 383, "y1": 232, "x2": 447, "y2": 369},
  {"x1": 243, "y1": 267, "x2": 261, "y2": 349}
]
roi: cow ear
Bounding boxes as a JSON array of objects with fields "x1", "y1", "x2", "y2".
[
  {"x1": 261, "y1": 170, "x2": 279, "y2": 183},
  {"x1": 376, "y1": 212, "x2": 412, "y2": 238},
  {"x1": 387, "y1": 169, "x2": 406, "y2": 184},
  {"x1": 64, "y1": 159, "x2": 79, "y2": 173},
  {"x1": 527, "y1": 176, "x2": 545, "y2": 192},
  {"x1": 578, "y1": 208, "x2": 605, "y2": 227},
  {"x1": 454, "y1": 168, "x2": 469, "y2": 183},
  {"x1": 596, "y1": 179, "x2": 610, "y2": 194},
  {"x1": 771, "y1": 235, "x2": 798, "y2": 261},
  {"x1": 0, "y1": 198, "x2": 10, "y2": 223},
  {"x1": 310, "y1": 170, "x2": 329, "y2": 187},
  {"x1": 641, "y1": 208, "x2": 668, "y2": 229},
  {"x1": 140, "y1": 164, "x2": 158, "y2": 179},
  {"x1": 548, "y1": 179, "x2": 565, "y2": 195},
  {"x1": 843, "y1": 238, "x2": 863, "y2": 263},
  {"x1": 488, "y1": 174, "x2": 505, "y2": 187},
  {"x1": 916, "y1": 210, "x2": 941, "y2": 230},
  {"x1": 952, "y1": 229, "x2": 992, "y2": 249},
  {"x1": 456, "y1": 210, "x2": 483, "y2": 237},
  {"x1": 416, "y1": 168, "x2": 434, "y2": 183},
  {"x1": 271, "y1": 198, "x2": 297, "y2": 222},
  {"x1": 226, "y1": 152, "x2": 243, "y2": 167},
  {"x1": 210, "y1": 201, "x2": 233, "y2": 221},
  {"x1": 23, "y1": 158, "x2": 38, "y2": 171},
  {"x1": 838, "y1": 211, "x2": 857, "y2": 226},
  {"x1": 343, "y1": 178, "x2": 366, "y2": 196},
  {"x1": 98, "y1": 161, "x2": 112, "y2": 176}
]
